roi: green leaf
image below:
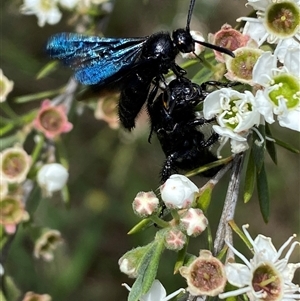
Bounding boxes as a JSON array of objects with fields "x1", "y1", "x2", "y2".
[
  {"x1": 14, "y1": 88, "x2": 63, "y2": 103},
  {"x1": 127, "y1": 218, "x2": 153, "y2": 234},
  {"x1": 228, "y1": 221, "x2": 252, "y2": 250},
  {"x1": 256, "y1": 163, "x2": 270, "y2": 223},
  {"x1": 128, "y1": 235, "x2": 165, "y2": 301},
  {"x1": 265, "y1": 124, "x2": 277, "y2": 164},
  {"x1": 274, "y1": 137, "x2": 300, "y2": 154},
  {"x1": 36, "y1": 61, "x2": 59, "y2": 79},
  {"x1": 196, "y1": 182, "x2": 213, "y2": 212},
  {"x1": 174, "y1": 237, "x2": 189, "y2": 274},
  {"x1": 243, "y1": 149, "x2": 256, "y2": 203},
  {"x1": 184, "y1": 156, "x2": 232, "y2": 178},
  {"x1": 2, "y1": 276, "x2": 21, "y2": 301}
]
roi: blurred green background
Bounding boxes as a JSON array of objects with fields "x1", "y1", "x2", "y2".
[{"x1": 1, "y1": 0, "x2": 299, "y2": 300}]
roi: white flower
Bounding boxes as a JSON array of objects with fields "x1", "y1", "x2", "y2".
[
  {"x1": 122, "y1": 279, "x2": 185, "y2": 301},
  {"x1": 219, "y1": 224, "x2": 300, "y2": 301},
  {"x1": 59, "y1": 0, "x2": 78, "y2": 9},
  {"x1": 0, "y1": 69, "x2": 14, "y2": 102},
  {"x1": 160, "y1": 174, "x2": 198, "y2": 209},
  {"x1": 237, "y1": 0, "x2": 300, "y2": 50},
  {"x1": 203, "y1": 88, "x2": 261, "y2": 154},
  {"x1": 253, "y1": 49, "x2": 300, "y2": 131},
  {"x1": 20, "y1": 0, "x2": 62, "y2": 27},
  {"x1": 37, "y1": 163, "x2": 68, "y2": 196}
]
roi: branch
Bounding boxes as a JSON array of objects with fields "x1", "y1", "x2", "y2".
[{"x1": 213, "y1": 153, "x2": 245, "y2": 257}]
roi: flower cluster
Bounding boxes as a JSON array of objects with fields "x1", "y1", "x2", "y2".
[{"x1": 203, "y1": 0, "x2": 300, "y2": 154}]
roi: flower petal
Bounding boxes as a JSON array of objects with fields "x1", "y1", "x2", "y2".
[{"x1": 224, "y1": 262, "x2": 251, "y2": 287}]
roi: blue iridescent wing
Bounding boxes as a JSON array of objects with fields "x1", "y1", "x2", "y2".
[{"x1": 46, "y1": 33, "x2": 146, "y2": 85}]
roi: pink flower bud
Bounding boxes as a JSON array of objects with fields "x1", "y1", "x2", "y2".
[
  {"x1": 132, "y1": 191, "x2": 159, "y2": 217},
  {"x1": 164, "y1": 228, "x2": 187, "y2": 251},
  {"x1": 179, "y1": 208, "x2": 208, "y2": 237}
]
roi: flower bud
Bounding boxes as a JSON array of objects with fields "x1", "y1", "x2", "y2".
[
  {"x1": 179, "y1": 208, "x2": 208, "y2": 237},
  {"x1": 37, "y1": 163, "x2": 69, "y2": 196},
  {"x1": 160, "y1": 174, "x2": 198, "y2": 209},
  {"x1": 180, "y1": 250, "x2": 226, "y2": 296},
  {"x1": 118, "y1": 245, "x2": 152, "y2": 278},
  {"x1": 132, "y1": 191, "x2": 159, "y2": 217},
  {"x1": 163, "y1": 228, "x2": 187, "y2": 251}
]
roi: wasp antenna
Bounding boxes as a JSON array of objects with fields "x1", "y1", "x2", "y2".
[
  {"x1": 186, "y1": 0, "x2": 196, "y2": 32},
  {"x1": 194, "y1": 39, "x2": 235, "y2": 57}
]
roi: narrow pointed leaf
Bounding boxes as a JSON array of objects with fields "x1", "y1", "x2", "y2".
[
  {"x1": 256, "y1": 163, "x2": 270, "y2": 223},
  {"x1": 174, "y1": 238, "x2": 189, "y2": 274},
  {"x1": 14, "y1": 88, "x2": 63, "y2": 103},
  {"x1": 244, "y1": 149, "x2": 256, "y2": 203},
  {"x1": 36, "y1": 61, "x2": 59, "y2": 79},
  {"x1": 127, "y1": 218, "x2": 152, "y2": 235},
  {"x1": 228, "y1": 220, "x2": 252, "y2": 250},
  {"x1": 196, "y1": 182, "x2": 213, "y2": 212},
  {"x1": 274, "y1": 137, "x2": 300, "y2": 154},
  {"x1": 265, "y1": 124, "x2": 277, "y2": 164}
]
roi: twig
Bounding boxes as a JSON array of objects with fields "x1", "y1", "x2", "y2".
[{"x1": 213, "y1": 153, "x2": 245, "y2": 257}]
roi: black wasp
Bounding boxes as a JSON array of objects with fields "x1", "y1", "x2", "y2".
[
  {"x1": 46, "y1": 0, "x2": 234, "y2": 130},
  {"x1": 147, "y1": 77, "x2": 226, "y2": 182}
]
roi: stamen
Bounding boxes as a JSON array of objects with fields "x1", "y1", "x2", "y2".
[
  {"x1": 252, "y1": 127, "x2": 265, "y2": 146},
  {"x1": 219, "y1": 286, "x2": 251, "y2": 299},
  {"x1": 225, "y1": 239, "x2": 252, "y2": 268},
  {"x1": 275, "y1": 234, "x2": 297, "y2": 260}
]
